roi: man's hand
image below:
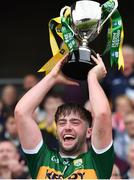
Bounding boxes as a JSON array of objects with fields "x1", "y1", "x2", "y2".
[
  {"x1": 88, "y1": 54, "x2": 107, "y2": 80},
  {"x1": 8, "y1": 159, "x2": 25, "y2": 177},
  {"x1": 49, "y1": 54, "x2": 79, "y2": 86},
  {"x1": 0, "y1": 159, "x2": 25, "y2": 178}
]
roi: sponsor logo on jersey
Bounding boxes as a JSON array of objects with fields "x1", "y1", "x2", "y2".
[
  {"x1": 51, "y1": 156, "x2": 59, "y2": 163},
  {"x1": 51, "y1": 156, "x2": 70, "y2": 166},
  {"x1": 37, "y1": 166, "x2": 97, "y2": 179}
]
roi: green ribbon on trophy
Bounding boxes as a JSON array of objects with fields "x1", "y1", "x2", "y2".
[
  {"x1": 61, "y1": 16, "x2": 78, "y2": 52},
  {"x1": 102, "y1": 0, "x2": 124, "y2": 69},
  {"x1": 38, "y1": 0, "x2": 124, "y2": 75}
]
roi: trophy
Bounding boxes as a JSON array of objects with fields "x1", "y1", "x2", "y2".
[
  {"x1": 60, "y1": 0, "x2": 118, "y2": 80},
  {"x1": 38, "y1": 0, "x2": 124, "y2": 80}
]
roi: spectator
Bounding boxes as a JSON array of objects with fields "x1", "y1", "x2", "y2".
[
  {"x1": 3, "y1": 114, "x2": 25, "y2": 159},
  {"x1": 0, "y1": 140, "x2": 29, "y2": 179},
  {"x1": 102, "y1": 44, "x2": 134, "y2": 107},
  {"x1": 114, "y1": 112, "x2": 134, "y2": 161},
  {"x1": 115, "y1": 155, "x2": 129, "y2": 178},
  {"x1": 1, "y1": 85, "x2": 18, "y2": 119},
  {"x1": 4, "y1": 115, "x2": 18, "y2": 143},
  {"x1": 110, "y1": 164, "x2": 121, "y2": 179},
  {"x1": 23, "y1": 74, "x2": 39, "y2": 92},
  {"x1": 21, "y1": 74, "x2": 41, "y2": 122},
  {"x1": 112, "y1": 95, "x2": 133, "y2": 135},
  {"x1": 38, "y1": 92, "x2": 64, "y2": 149},
  {"x1": 123, "y1": 141, "x2": 134, "y2": 179}
]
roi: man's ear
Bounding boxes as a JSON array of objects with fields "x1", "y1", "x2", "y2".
[{"x1": 86, "y1": 128, "x2": 92, "y2": 139}]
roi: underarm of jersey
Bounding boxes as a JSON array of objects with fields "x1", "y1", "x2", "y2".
[
  {"x1": 91, "y1": 141, "x2": 113, "y2": 154},
  {"x1": 22, "y1": 139, "x2": 43, "y2": 154}
]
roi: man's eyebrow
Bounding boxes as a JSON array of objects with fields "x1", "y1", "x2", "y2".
[
  {"x1": 58, "y1": 118, "x2": 67, "y2": 121},
  {"x1": 70, "y1": 118, "x2": 82, "y2": 122}
]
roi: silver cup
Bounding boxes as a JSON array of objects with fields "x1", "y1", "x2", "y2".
[{"x1": 61, "y1": 0, "x2": 118, "y2": 80}]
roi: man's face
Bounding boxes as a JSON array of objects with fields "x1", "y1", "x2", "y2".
[
  {"x1": 115, "y1": 97, "x2": 132, "y2": 115},
  {"x1": 123, "y1": 50, "x2": 134, "y2": 71},
  {"x1": 2, "y1": 85, "x2": 17, "y2": 106},
  {"x1": 44, "y1": 97, "x2": 64, "y2": 114},
  {"x1": 6, "y1": 116, "x2": 18, "y2": 137},
  {"x1": 23, "y1": 75, "x2": 38, "y2": 90},
  {"x1": 0, "y1": 142, "x2": 18, "y2": 165},
  {"x1": 124, "y1": 114, "x2": 134, "y2": 137},
  {"x1": 127, "y1": 144, "x2": 134, "y2": 167},
  {"x1": 110, "y1": 165, "x2": 121, "y2": 180},
  {"x1": 56, "y1": 112, "x2": 91, "y2": 156}
]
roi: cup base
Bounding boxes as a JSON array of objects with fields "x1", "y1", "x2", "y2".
[
  {"x1": 62, "y1": 47, "x2": 96, "y2": 80},
  {"x1": 62, "y1": 61, "x2": 94, "y2": 80}
]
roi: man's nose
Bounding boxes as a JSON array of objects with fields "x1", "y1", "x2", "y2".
[
  {"x1": 1, "y1": 152, "x2": 8, "y2": 158},
  {"x1": 65, "y1": 122, "x2": 72, "y2": 130}
]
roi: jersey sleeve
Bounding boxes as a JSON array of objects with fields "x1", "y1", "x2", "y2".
[
  {"x1": 90, "y1": 143, "x2": 115, "y2": 179},
  {"x1": 23, "y1": 141, "x2": 50, "y2": 179}
]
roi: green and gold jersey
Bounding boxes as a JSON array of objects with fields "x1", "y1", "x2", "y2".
[{"x1": 24, "y1": 142, "x2": 114, "y2": 179}]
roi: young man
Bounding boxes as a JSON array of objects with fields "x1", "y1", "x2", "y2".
[{"x1": 14, "y1": 54, "x2": 114, "y2": 179}]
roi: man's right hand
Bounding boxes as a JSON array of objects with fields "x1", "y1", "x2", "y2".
[
  {"x1": 88, "y1": 54, "x2": 107, "y2": 80},
  {"x1": 48, "y1": 53, "x2": 79, "y2": 86}
]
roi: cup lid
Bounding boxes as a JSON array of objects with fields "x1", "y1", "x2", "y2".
[{"x1": 71, "y1": 0, "x2": 101, "y2": 24}]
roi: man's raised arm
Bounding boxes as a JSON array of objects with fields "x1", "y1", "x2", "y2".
[
  {"x1": 14, "y1": 54, "x2": 78, "y2": 150},
  {"x1": 88, "y1": 54, "x2": 112, "y2": 150}
]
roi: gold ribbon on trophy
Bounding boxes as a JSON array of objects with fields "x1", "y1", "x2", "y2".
[{"x1": 38, "y1": 7, "x2": 71, "y2": 74}]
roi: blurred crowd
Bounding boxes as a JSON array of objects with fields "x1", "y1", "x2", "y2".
[{"x1": 0, "y1": 44, "x2": 134, "y2": 179}]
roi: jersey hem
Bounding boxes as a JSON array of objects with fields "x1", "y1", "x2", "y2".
[
  {"x1": 91, "y1": 140, "x2": 113, "y2": 154},
  {"x1": 22, "y1": 139, "x2": 43, "y2": 154}
]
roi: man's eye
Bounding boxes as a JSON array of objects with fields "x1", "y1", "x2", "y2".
[
  {"x1": 72, "y1": 121, "x2": 80, "y2": 125},
  {"x1": 58, "y1": 121, "x2": 66, "y2": 125}
]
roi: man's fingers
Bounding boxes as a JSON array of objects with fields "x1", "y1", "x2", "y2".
[
  {"x1": 91, "y1": 54, "x2": 103, "y2": 64},
  {"x1": 96, "y1": 54, "x2": 103, "y2": 62},
  {"x1": 91, "y1": 55, "x2": 99, "y2": 64},
  {"x1": 63, "y1": 75, "x2": 80, "y2": 86},
  {"x1": 56, "y1": 53, "x2": 69, "y2": 68},
  {"x1": 61, "y1": 53, "x2": 69, "y2": 63},
  {"x1": 66, "y1": 80, "x2": 80, "y2": 86}
]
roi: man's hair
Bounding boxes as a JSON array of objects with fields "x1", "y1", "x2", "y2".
[{"x1": 55, "y1": 103, "x2": 92, "y2": 127}]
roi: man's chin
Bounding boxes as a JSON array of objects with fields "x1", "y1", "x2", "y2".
[{"x1": 61, "y1": 142, "x2": 77, "y2": 153}]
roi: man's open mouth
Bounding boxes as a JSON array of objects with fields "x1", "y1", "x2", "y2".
[{"x1": 63, "y1": 135, "x2": 75, "y2": 142}]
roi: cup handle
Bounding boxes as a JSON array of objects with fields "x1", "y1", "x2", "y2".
[{"x1": 98, "y1": 0, "x2": 118, "y2": 31}]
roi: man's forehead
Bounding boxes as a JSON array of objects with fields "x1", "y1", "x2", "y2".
[
  {"x1": 0, "y1": 142, "x2": 16, "y2": 151},
  {"x1": 125, "y1": 114, "x2": 134, "y2": 122},
  {"x1": 59, "y1": 111, "x2": 81, "y2": 118}
]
